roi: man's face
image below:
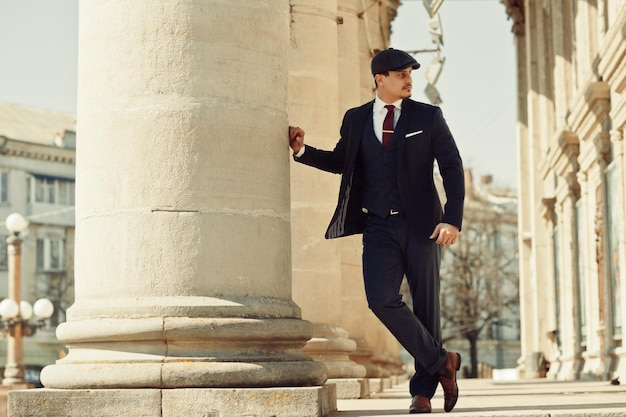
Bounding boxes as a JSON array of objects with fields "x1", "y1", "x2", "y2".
[{"x1": 376, "y1": 67, "x2": 413, "y2": 101}]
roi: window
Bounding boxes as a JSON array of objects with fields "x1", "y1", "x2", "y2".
[
  {"x1": 575, "y1": 199, "x2": 587, "y2": 347},
  {"x1": 28, "y1": 175, "x2": 75, "y2": 206},
  {"x1": 36, "y1": 238, "x2": 65, "y2": 272},
  {"x1": 0, "y1": 171, "x2": 7, "y2": 203},
  {"x1": 0, "y1": 236, "x2": 7, "y2": 270},
  {"x1": 553, "y1": 225, "x2": 561, "y2": 346},
  {"x1": 606, "y1": 162, "x2": 622, "y2": 339}
]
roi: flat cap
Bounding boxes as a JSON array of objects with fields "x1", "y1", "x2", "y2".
[{"x1": 371, "y1": 48, "x2": 420, "y2": 75}]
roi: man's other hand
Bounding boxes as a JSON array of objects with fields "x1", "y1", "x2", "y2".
[{"x1": 429, "y1": 223, "x2": 459, "y2": 245}]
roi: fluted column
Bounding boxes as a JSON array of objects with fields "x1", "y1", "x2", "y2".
[
  {"x1": 288, "y1": 0, "x2": 368, "y2": 396},
  {"x1": 335, "y1": 0, "x2": 378, "y2": 385},
  {"x1": 39, "y1": 0, "x2": 325, "y2": 390}
]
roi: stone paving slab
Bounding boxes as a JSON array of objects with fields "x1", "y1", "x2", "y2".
[{"x1": 333, "y1": 378, "x2": 626, "y2": 416}]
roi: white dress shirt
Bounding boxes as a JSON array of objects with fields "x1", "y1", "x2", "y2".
[{"x1": 372, "y1": 95, "x2": 402, "y2": 144}]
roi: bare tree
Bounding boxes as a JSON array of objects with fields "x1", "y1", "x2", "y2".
[{"x1": 439, "y1": 207, "x2": 519, "y2": 378}]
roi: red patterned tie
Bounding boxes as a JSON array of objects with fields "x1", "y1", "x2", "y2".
[{"x1": 382, "y1": 104, "x2": 395, "y2": 146}]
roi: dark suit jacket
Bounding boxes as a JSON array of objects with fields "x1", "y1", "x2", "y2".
[{"x1": 295, "y1": 98, "x2": 464, "y2": 241}]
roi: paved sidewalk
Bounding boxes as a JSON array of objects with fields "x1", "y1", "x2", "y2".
[{"x1": 333, "y1": 378, "x2": 626, "y2": 416}]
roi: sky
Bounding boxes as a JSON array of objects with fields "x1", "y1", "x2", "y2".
[
  {"x1": 391, "y1": 0, "x2": 518, "y2": 189},
  {"x1": 0, "y1": 0, "x2": 518, "y2": 188}
]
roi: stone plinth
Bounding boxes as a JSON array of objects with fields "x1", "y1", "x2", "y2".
[
  {"x1": 326, "y1": 378, "x2": 369, "y2": 399},
  {"x1": 9, "y1": 385, "x2": 336, "y2": 417}
]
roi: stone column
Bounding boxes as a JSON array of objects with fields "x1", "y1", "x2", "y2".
[
  {"x1": 568, "y1": 81, "x2": 611, "y2": 380},
  {"x1": 526, "y1": 0, "x2": 554, "y2": 363},
  {"x1": 503, "y1": 0, "x2": 533, "y2": 378},
  {"x1": 12, "y1": 1, "x2": 333, "y2": 416},
  {"x1": 288, "y1": 0, "x2": 367, "y2": 399},
  {"x1": 335, "y1": 0, "x2": 381, "y2": 391},
  {"x1": 555, "y1": 167, "x2": 582, "y2": 380},
  {"x1": 2, "y1": 235, "x2": 26, "y2": 386}
]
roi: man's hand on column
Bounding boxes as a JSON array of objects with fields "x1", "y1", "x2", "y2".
[{"x1": 289, "y1": 126, "x2": 305, "y2": 154}]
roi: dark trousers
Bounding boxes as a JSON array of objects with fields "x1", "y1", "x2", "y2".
[{"x1": 362, "y1": 213, "x2": 447, "y2": 398}]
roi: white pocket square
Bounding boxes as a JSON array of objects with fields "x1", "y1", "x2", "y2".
[{"x1": 405, "y1": 130, "x2": 423, "y2": 138}]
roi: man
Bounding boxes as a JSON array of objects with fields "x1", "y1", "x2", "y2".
[{"x1": 289, "y1": 48, "x2": 464, "y2": 414}]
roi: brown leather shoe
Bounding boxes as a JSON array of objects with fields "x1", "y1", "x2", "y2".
[
  {"x1": 409, "y1": 395, "x2": 432, "y2": 413},
  {"x1": 436, "y1": 352, "x2": 461, "y2": 412}
]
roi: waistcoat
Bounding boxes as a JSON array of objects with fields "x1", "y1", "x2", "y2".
[{"x1": 359, "y1": 116, "x2": 403, "y2": 218}]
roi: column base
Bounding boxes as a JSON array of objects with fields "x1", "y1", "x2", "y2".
[
  {"x1": 303, "y1": 324, "x2": 366, "y2": 379},
  {"x1": 608, "y1": 347, "x2": 626, "y2": 381},
  {"x1": 580, "y1": 350, "x2": 607, "y2": 380},
  {"x1": 9, "y1": 385, "x2": 337, "y2": 417},
  {"x1": 42, "y1": 316, "x2": 327, "y2": 389}
]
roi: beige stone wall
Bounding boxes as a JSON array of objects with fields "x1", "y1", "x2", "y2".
[{"x1": 509, "y1": 2, "x2": 626, "y2": 380}]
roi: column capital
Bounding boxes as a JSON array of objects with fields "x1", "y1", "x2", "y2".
[
  {"x1": 593, "y1": 131, "x2": 612, "y2": 165},
  {"x1": 502, "y1": 0, "x2": 525, "y2": 36}
]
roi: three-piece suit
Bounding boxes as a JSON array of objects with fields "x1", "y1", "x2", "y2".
[{"x1": 294, "y1": 97, "x2": 464, "y2": 398}]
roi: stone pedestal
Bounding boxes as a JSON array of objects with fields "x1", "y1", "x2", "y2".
[
  {"x1": 11, "y1": 0, "x2": 330, "y2": 415},
  {"x1": 304, "y1": 324, "x2": 367, "y2": 399}
]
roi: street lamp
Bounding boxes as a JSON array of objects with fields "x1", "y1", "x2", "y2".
[{"x1": 3, "y1": 213, "x2": 54, "y2": 386}]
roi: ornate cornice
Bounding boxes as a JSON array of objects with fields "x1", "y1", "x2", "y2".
[
  {"x1": 0, "y1": 136, "x2": 75, "y2": 164},
  {"x1": 501, "y1": 0, "x2": 525, "y2": 37},
  {"x1": 546, "y1": 130, "x2": 580, "y2": 178}
]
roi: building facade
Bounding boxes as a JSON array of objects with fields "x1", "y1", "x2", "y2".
[
  {"x1": 0, "y1": 102, "x2": 75, "y2": 366},
  {"x1": 503, "y1": 0, "x2": 626, "y2": 380}
]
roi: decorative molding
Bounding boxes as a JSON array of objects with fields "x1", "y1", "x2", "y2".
[
  {"x1": 546, "y1": 130, "x2": 580, "y2": 179},
  {"x1": 0, "y1": 137, "x2": 75, "y2": 164},
  {"x1": 567, "y1": 81, "x2": 611, "y2": 142},
  {"x1": 501, "y1": 0, "x2": 525, "y2": 36}
]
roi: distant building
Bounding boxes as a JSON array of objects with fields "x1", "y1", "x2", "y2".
[
  {"x1": 0, "y1": 102, "x2": 75, "y2": 365},
  {"x1": 439, "y1": 171, "x2": 520, "y2": 378}
]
